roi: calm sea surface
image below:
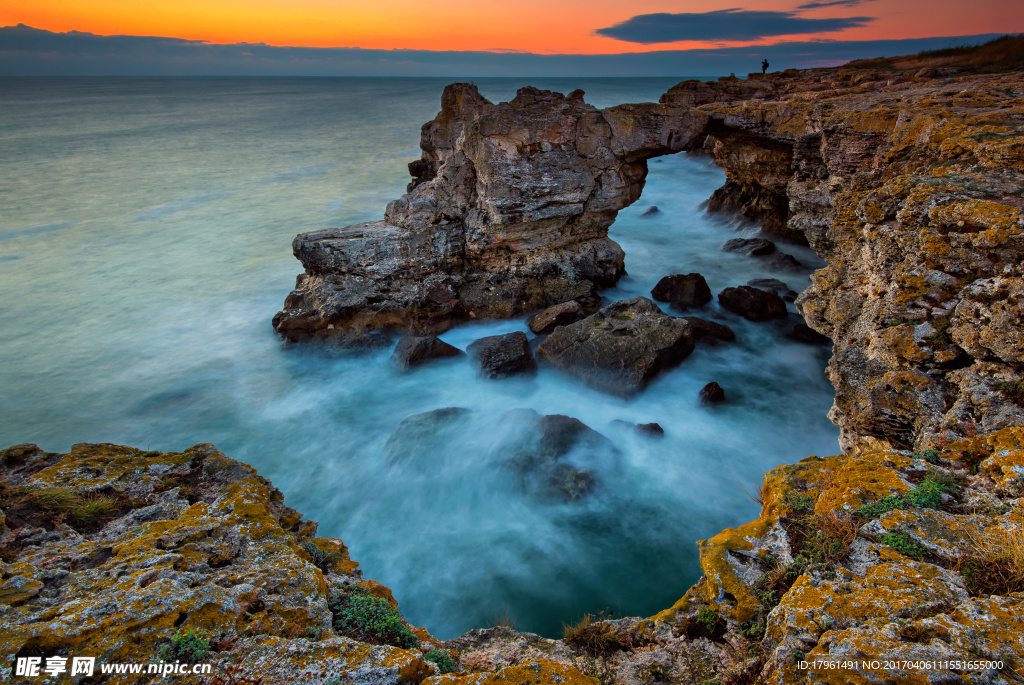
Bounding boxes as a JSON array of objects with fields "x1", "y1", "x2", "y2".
[{"x1": 0, "y1": 77, "x2": 839, "y2": 638}]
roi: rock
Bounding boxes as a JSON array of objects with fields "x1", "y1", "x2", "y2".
[
  {"x1": 792, "y1": 323, "x2": 831, "y2": 345},
  {"x1": 746, "y1": 278, "x2": 798, "y2": 302},
  {"x1": 391, "y1": 335, "x2": 462, "y2": 370},
  {"x1": 699, "y1": 382, "x2": 726, "y2": 403},
  {"x1": 467, "y1": 332, "x2": 537, "y2": 379},
  {"x1": 536, "y1": 297, "x2": 698, "y2": 395},
  {"x1": 717, "y1": 286, "x2": 788, "y2": 321},
  {"x1": 496, "y1": 410, "x2": 617, "y2": 501},
  {"x1": 722, "y1": 237, "x2": 775, "y2": 256},
  {"x1": 759, "y1": 251, "x2": 804, "y2": 271},
  {"x1": 384, "y1": 408, "x2": 472, "y2": 463},
  {"x1": 641, "y1": 206, "x2": 660, "y2": 216},
  {"x1": 636, "y1": 422, "x2": 665, "y2": 436},
  {"x1": 678, "y1": 316, "x2": 736, "y2": 342},
  {"x1": 527, "y1": 300, "x2": 584, "y2": 335},
  {"x1": 650, "y1": 273, "x2": 712, "y2": 309}
]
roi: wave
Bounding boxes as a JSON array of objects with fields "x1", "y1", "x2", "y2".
[{"x1": 0, "y1": 221, "x2": 72, "y2": 242}]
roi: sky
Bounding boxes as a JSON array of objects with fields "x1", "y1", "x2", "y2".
[{"x1": 1, "y1": 0, "x2": 1021, "y2": 75}]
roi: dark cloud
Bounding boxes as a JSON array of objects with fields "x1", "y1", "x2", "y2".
[
  {"x1": 0, "y1": 24, "x2": 1001, "y2": 77},
  {"x1": 594, "y1": 9, "x2": 871, "y2": 44},
  {"x1": 796, "y1": 0, "x2": 872, "y2": 9}
]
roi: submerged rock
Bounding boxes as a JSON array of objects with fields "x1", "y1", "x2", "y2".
[
  {"x1": 385, "y1": 407, "x2": 472, "y2": 463},
  {"x1": 760, "y1": 251, "x2": 804, "y2": 271},
  {"x1": 717, "y1": 285, "x2": 788, "y2": 321},
  {"x1": 722, "y1": 237, "x2": 775, "y2": 256},
  {"x1": 699, "y1": 381, "x2": 726, "y2": 403},
  {"x1": 636, "y1": 422, "x2": 665, "y2": 436},
  {"x1": 641, "y1": 206, "x2": 660, "y2": 216},
  {"x1": 536, "y1": 297, "x2": 698, "y2": 396},
  {"x1": 467, "y1": 332, "x2": 537, "y2": 379},
  {"x1": 527, "y1": 300, "x2": 585, "y2": 335},
  {"x1": 496, "y1": 410, "x2": 617, "y2": 501},
  {"x1": 651, "y1": 273, "x2": 712, "y2": 310},
  {"x1": 679, "y1": 316, "x2": 736, "y2": 342},
  {"x1": 391, "y1": 334, "x2": 462, "y2": 370},
  {"x1": 747, "y1": 277, "x2": 798, "y2": 302}
]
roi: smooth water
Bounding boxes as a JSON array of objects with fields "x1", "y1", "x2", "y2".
[{"x1": 0, "y1": 77, "x2": 839, "y2": 639}]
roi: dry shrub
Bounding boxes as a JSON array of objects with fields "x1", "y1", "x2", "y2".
[
  {"x1": 489, "y1": 609, "x2": 517, "y2": 630},
  {"x1": 562, "y1": 614, "x2": 625, "y2": 656},
  {"x1": 958, "y1": 527, "x2": 1024, "y2": 595}
]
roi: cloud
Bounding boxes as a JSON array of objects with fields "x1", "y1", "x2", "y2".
[
  {"x1": 0, "y1": 24, "x2": 1001, "y2": 77},
  {"x1": 594, "y1": 9, "x2": 872, "y2": 44},
  {"x1": 796, "y1": 0, "x2": 873, "y2": 9}
]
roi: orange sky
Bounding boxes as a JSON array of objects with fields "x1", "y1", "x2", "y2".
[{"x1": 2, "y1": 0, "x2": 1020, "y2": 54}]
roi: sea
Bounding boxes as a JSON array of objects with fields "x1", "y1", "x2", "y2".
[{"x1": 0, "y1": 77, "x2": 840, "y2": 639}]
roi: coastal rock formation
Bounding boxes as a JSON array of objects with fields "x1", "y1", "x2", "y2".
[
  {"x1": 273, "y1": 84, "x2": 709, "y2": 343},
  {"x1": 392, "y1": 335, "x2": 463, "y2": 370},
  {"x1": 535, "y1": 297, "x2": 699, "y2": 396},
  {"x1": 467, "y1": 332, "x2": 537, "y2": 378},
  {"x1": 527, "y1": 300, "x2": 585, "y2": 335},
  {"x1": 718, "y1": 285, "x2": 789, "y2": 321}
]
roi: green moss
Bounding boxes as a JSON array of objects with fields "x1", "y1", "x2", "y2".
[
  {"x1": 696, "y1": 606, "x2": 717, "y2": 632},
  {"x1": 301, "y1": 541, "x2": 344, "y2": 571},
  {"x1": 159, "y1": 628, "x2": 210, "y2": 663},
  {"x1": 858, "y1": 474, "x2": 959, "y2": 518},
  {"x1": 783, "y1": 491, "x2": 813, "y2": 512},
  {"x1": 424, "y1": 650, "x2": 456, "y2": 674},
  {"x1": 329, "y1": 588, "x2": 418, "y2": 649}
]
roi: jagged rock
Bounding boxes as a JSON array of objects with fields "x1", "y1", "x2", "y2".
[
  {"x1": 467, "y1": 332, "x2": 537, "y2": 379},
  {"x1": 722, "y1": 237, "x2": 776, "y2": 256},
  {"x1": 536, "y1": 297, "x2": 698, "y2": 396},
  {"x1": 699, "y1": 382, "x2": 726, "y2": 404},
  {"x1": 641, "y1": 206, "x2": 660, "y2": 216},
  {"x1": 747, "y1": 278, "x2": 798, "y2": 302},
  {"x1": 717, "y1": 286, "x2": 788, "y2": 321},
  {"x1": 636, "y1": 422, "x2": 665, "y2": 436},
  {"x1": 650, "y1": 273, "x2": 712, "y2": 309},
  {"x1": 759, "y1": 251, "x2": 804, "y2": 271},
  {"x1": 274, "y1": 83, "x2": 709, "y2": 343},
  {"x1": 391, "y1": 335, "x2": 462, "y2": 370},
  {"x1": 792, "y1": 323, "x2": 831, "y2": 345},
  {"x1": 527, "y1": 300, "x2": 584, "y2": 335}
]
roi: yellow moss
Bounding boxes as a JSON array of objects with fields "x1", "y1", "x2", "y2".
[
  {"x1": 697, "y1": 517, "x2": 771, "y2": 622},
  {"x1": 423, "y1": 659, "x2": 598, "y2": 685}
]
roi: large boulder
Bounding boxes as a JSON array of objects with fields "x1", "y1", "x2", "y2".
[
  {"x1": 747, "y1": 278, "x2": 798, "y2": 302},
  {"x1": 651, "y1": 273, "x2": 712, "y2": 310},
  {"x1": 717, "y1": 286, "x2": 788, "y2": 321},
  {"x1": 527, "y1": 301, "x2": 585, "y2": 335},
  {"x1": 391, "y1": 335, "x2": 462, "y2": 370},
  {"x1": 536, "y1": 297, "x2": 698, "y2": 395},
  {"x1": 678, "y1": 316, "x2": 736, "y2": 342},
  {"x1": 467, "y1": 332, "x2": 537, "y2": 379}
]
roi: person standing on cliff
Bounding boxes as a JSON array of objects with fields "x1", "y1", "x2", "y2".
[{"x1": 761, "y1": 59, "x2": 769, "y2": 74}]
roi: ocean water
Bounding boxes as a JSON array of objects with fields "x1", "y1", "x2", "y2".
[{"x1": 0, "y1": 77, "x2": 839, "y2": 639}]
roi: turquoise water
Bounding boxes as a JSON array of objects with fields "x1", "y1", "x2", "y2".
[{"x1": 0, "y1": 77, "x2": 839, "y2": 639}]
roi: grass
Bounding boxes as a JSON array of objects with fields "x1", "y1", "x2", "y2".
[
  {"x1": 959, "y1": 527, "x2": 1024, "y2": 596},
  {"x1": 850, "y1": 34, "x2": 1024, "y2": 72},
  {"x1": 424, "y1": 650, "x2": 457, "y2": 674},
  {"x1": 858, "y1": 473, "x2": 960, "y2": 519},
  {"x1": 159, "y1": 628, "x2": 210, "y2": 663},
  {"x1": 489, "y1": 609, "x2": 517, "y2": 630},
  {"x1": 696, "y1": 606, "x2": 717, "y2": 632},
  {"x1": 562, "y1": 614, "x2": 624, "y2": 656},
  {"x1": 995, "y1": 381, "x2": 1024, "y2": 407},
  {"x1": 329, "y1": 587, "x2": 418, "y2": 649},
  {"x1": 22, "y1": 488, "x2": 120, "y2": 524},
  {"x1": 301, "y1": 541, "x2": 345, "y2": 572},
  {"x1": 879, "y1": 531, "x2": 927, "y2": 559}
]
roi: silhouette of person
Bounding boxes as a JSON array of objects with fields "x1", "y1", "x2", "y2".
[{"x1": 761, "y1": 59, "x2": 769, "y2": 74}]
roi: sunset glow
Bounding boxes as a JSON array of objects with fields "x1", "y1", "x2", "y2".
[{"x1": 2, "y1": 0, "x2": 1020, "y2": 54}]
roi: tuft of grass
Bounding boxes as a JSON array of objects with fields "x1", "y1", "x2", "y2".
[
  {"x1": 329, "y1": 588, "x2": 418, "y2": 649},
  {"x1": 301, "y1": 541, "x2": 344, "y2": 572},
  {"x1": 159, "y1": 628, "x2": 210, "y2": 663},
  {"x1": 489, "y1": 609, "x2": 517, "y2": 630},
  {"x1": 914, "y1": 449, "x2": 941, "y2": 464},
  {"x1": 858, "y1": 474, "x2": 959, "y2": 519},
  {"x1": 960, "y1": 527, "x2": 1024, "y2": 595},
  {"x1": 879, "y1": 531, "x2": 927, "y2": 559},
  {"x1": 995, "y1": 381, "x2": 1024, "y2": 407},
  {"x1": 696, "y1": 606, "x2": 717, "y2": 632},
  {"x1": 424, "y1": 650, "x2": 457, "y2": 674},
  {"x1": 562, "y1": 614, "x2": 622, "y2": 656},
  {"x1": 783, "y1": 491, "x2": 814, "y2": 512}
]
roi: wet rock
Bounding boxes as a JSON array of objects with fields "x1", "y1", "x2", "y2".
[
  {"x1": 384, "y1": 408, "x2": 472, "y2": 463},
  {"x1": 636, "y1": 422, "x2": 665, "y2": 436},
  {"x1": 792, "y1": 323, "x2": 831, "y2": 345},
  {"x1": 527, "y1": 301, "x2": 584, "y2": 335},
  {"x1": 467, "y1": 332, "x2": 537, "y2": 379},
  {"x1": 747, "y1": 278, "x2": 798, "y2": 302},
  {"x1": 678, "y1": 316, "x2": 736, "y2": 342},
  {"x1": 717, "y1": 286, "x2": 788, "y2": 321},
  {"x1": 650, "y1": 273, "x2": 712, "y2": 310},
  {"x1": 497, "y1": 410, "x2": 617, "y2": 501},
  {"x1": 760, "y1": 251, "x2": 804, "y2": 271},
  {"x1": 722, "y1": 238, "x2": 775, "y2": 256},
  {"x1": 391, "y1": 335, "x2": 462, "y2": 370},
  {"x1": 641, "y1": 206, "x2": 660, "y2": 216},
  {"x1": 536, "y1": 297, "x2": 698, "y2": 396},
  {"x1": 699, "y1": 382, "x2": 726, "y2": 404}
]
